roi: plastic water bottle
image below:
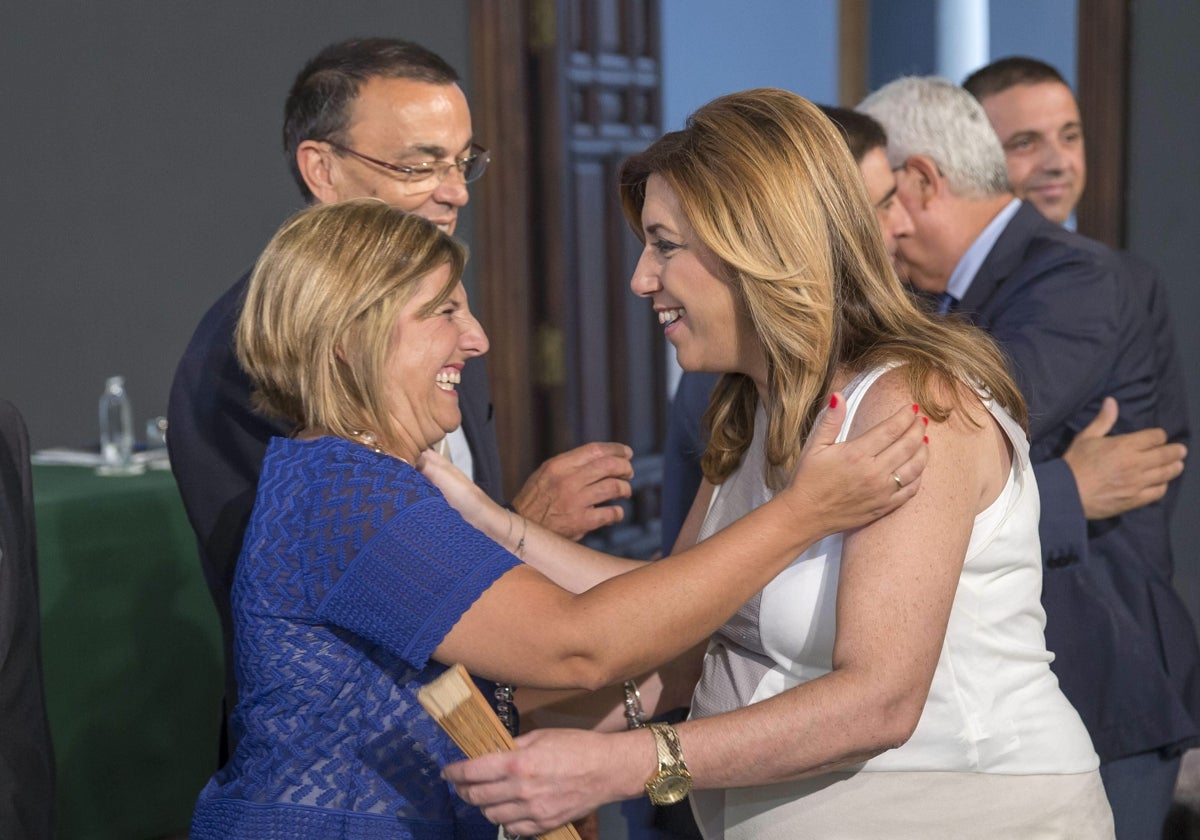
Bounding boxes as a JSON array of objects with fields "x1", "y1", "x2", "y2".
[{"x1": 97, "y1": 375, "x2": 140, "y2": 476}]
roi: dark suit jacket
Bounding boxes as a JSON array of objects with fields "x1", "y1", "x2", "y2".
[
  {"x1": 660, "y1": 371, "x2": 720, "y2": 555},
  {"x1": 0, "y1": 400, "x2": 55, "y2": 839},
  {"x1": 956, "y1": 201, "x2": 1200, "y2": 761},
  {"x1": 167, "y1": 271, "x2": 504, "y2": 756},
  {"x1": 1118, "y1": 249, "x2": 1190, "y2": 501}
]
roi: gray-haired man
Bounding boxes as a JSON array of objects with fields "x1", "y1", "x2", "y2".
[{"x1": 861, "y1": 75, "x2": 1200, "y2": 838}]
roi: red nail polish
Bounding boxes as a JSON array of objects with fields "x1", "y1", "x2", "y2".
[
  {"x1": 829, "y1": 394, "x2": 839, "y2": 409},
  {"x1": 923, "y1": 417, "x2": 929, "y2": 426},
  {"x1": 923, "y1": 435, "x2": 929, "y2": 444},
  {"x1": 912, "y1": 404, "x2": 919, "y2": 414}
]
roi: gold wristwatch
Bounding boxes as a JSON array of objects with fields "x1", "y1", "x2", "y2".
[{"x1": 644, "y1": 722, "x2": 692, "y2": 805}]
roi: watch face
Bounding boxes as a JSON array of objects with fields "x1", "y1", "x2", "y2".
[{"x1": 649, "y1": 772, "x2": 692, "y2": 805}]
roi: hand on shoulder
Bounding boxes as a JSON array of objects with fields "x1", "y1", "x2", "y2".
[{"x1": 846, "y1": 366, "x2": 1008, "y2": 519}]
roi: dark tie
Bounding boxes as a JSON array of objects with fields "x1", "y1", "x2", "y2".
[{"x1": 937, "y1": 292, "x2": 957, "y2": 314}]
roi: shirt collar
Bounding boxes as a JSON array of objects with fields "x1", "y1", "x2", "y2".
[{"x1": 944, "y1": 197, "x2": 1022, "y2": 303}]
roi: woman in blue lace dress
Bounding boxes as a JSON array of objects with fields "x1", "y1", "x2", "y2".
[{"x1": 188, "y1": 199, "x2": 929, "y2": 839}]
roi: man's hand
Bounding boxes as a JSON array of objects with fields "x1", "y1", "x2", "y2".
[
  {"x1": 512, "y1": 443, "x2": 635, "y2": 540},
  {"x1": 1063, "y1": 397, "x2": 1187, "y2": 519}
]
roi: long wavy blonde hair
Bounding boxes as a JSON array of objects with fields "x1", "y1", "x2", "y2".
[{"x1": 619, "y1": 88, "x2": 1025, "y2": 488}]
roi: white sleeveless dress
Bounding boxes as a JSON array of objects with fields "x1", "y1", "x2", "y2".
[{"x1": 688, "y1": 367, "x2": 1114, "y2": 839}]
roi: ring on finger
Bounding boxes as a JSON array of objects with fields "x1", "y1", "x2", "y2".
[{"x1": 892, "y1": 472, "x2": 903, "y2": 492}]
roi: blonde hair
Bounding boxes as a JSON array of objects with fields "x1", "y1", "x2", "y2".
[
  {"x1": 236, "y1": 199, "x2": 466, "y2": 454},
  {"x1": 619, "y1": 88, "x2": 1025, "y2": 488}
]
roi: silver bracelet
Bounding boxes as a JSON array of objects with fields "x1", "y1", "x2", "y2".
[
  {"x1": 494, "y1": 688, "x2": 525, "y2": 838},
  {"x1": 623, "y1": 679, "x2": 647, "y2": 729},
  {"x1": 494, "y1": 682, "x2": 517, "y2": 737}
]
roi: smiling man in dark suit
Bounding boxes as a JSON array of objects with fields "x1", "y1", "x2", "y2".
[
  {"x1": 860, "y1": 75, "x2": 1200, "y2": 839},
  {"x1": 964, "y1": 56, "x2": 1191, "y2": 521}
]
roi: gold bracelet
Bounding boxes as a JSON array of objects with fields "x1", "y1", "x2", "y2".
[{"x1": 644, "y1": 722, "x2": 692, "y2": 805}]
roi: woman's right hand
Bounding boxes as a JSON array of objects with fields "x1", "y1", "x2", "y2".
[
  {"x1": 442, "y1": 727, "x2": 647, "y2": 837},
  {"x1": 780, "y1": 393, "x2": 929, "y2": 535}
]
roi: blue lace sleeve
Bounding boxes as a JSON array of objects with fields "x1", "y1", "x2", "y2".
[{"x1": 312, "y1": 458, "x2": 520, "y2": 670}]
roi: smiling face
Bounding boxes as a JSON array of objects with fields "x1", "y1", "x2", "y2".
[
  {"x1": 629, "y1": 175, "x2": 765, "y2": 386},
  {"x1": 381, "y1": 265, "x2": 488, "y2": 460},
  {"x1": 308, "y1": 77, "x2": 475, "y2": 234},
  {"x1": 979, "y1": 81, "x2": 1085, "y2": 225}
]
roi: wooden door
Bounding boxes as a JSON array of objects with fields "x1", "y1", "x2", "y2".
[
  {"x1": 1076, "y1": 0, "x2": 1130, "y2": 248},
  {"x1": 471, "y1": 0, "x2": 666, "y2": 557}
]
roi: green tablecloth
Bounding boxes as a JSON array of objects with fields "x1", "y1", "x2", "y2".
[{"x1": 33, "y1": 464, "x2": 222, "y2": 840}]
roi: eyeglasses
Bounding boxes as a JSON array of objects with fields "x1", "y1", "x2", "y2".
[{"x1": 325, "y1": 140, "x2": 490, "y2": 194}]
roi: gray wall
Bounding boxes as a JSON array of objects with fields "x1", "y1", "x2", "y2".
[
  {"x1": 1128, "y1": 3, "x2": 1200, "y2": 623},
  {"x1": 0, "y1": 1, "x2": 470, "y2": 450}
]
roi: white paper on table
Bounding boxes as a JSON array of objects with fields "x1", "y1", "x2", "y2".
[{"x1": 32, "y1": 447, "x2": 170, "y2": 469}]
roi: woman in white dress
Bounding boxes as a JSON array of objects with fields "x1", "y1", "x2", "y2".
[{"x1": 434, "y1": 88, "x2": 1114, "y2": 838}]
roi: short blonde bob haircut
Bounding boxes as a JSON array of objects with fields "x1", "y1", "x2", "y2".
[
  {"x1": 619, "y1": 88, "x2": 1025, "y2": 488},
  {"x1": 236, "y1": 198, "x2": 466, "y2": 455}
]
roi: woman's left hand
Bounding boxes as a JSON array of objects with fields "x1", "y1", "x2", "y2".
[
  {"x1": 781, "y1": 393, "x2": 928, "y2": 534},
  {"x1": 443, "y1": 728, "x2": 645, "y2": 836}
]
